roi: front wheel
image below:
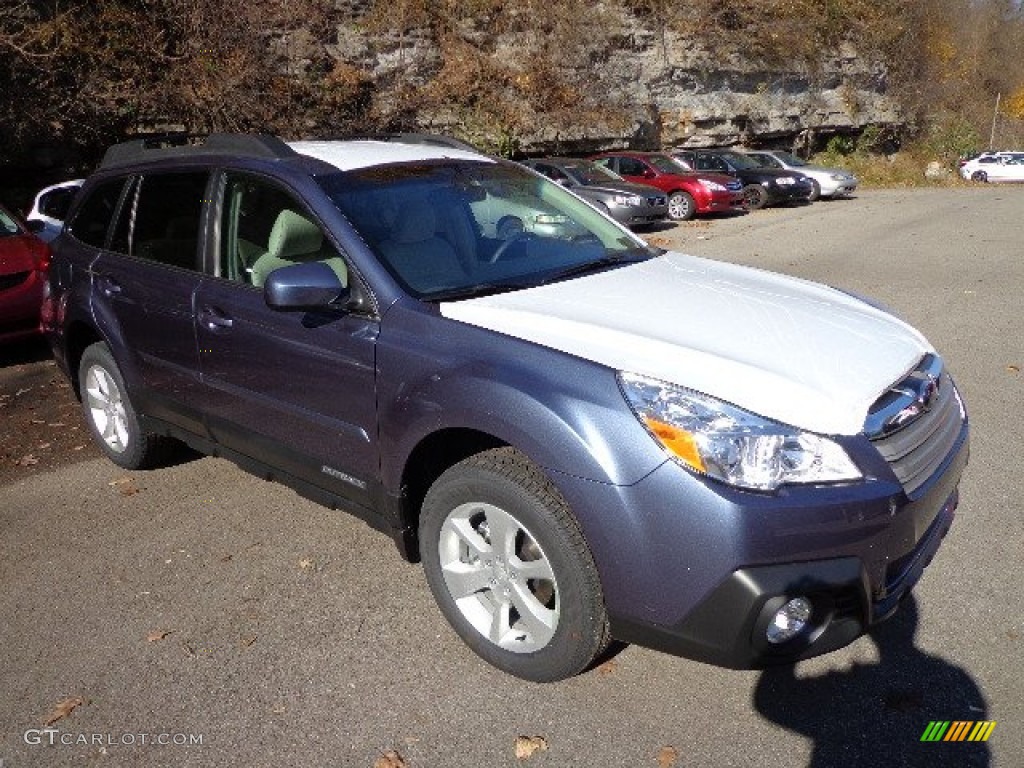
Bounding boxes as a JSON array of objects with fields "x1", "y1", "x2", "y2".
[
  {"x1": 79, "y1": 342, "x2": 175, "y2": 469},
  {"x1": 743, "y1": 184, "x2": 769, "y2": 210},
  {"x1": 971, "y1": 170, "x2": 988, "y2": 183},
  {"x1": 667, "y1": 191, "x2": 696, "y2": 221},
  {"x1": 419, "y1": 447, "x2": 610, "y2": 682}
]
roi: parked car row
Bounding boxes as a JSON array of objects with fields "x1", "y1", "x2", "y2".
[{"x1": 527, "y1": 148, "x2": 858, "y2": 227}]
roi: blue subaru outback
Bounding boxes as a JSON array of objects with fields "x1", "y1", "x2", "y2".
[{"x1": 44, "y1": 134, "x2": 969, "y2": 682}]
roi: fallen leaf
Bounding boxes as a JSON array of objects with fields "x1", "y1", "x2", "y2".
[
  {"x1": 42, "y1": 696, "x2": 87, "y2": 727},
  {"x1": 180, "y1": 640, "x2": 196, "y2": 657},
  {"x1": 597, "y1": 659, "x2": 619, "y2": 676},
  {"x1": 30, "y1": 418, "x2": 45, "y2": 424},
  {"x1": 146, "y1": 629, "x2": 172, "y2": 643},
  {"x1": 109, "y1": 477, "x2": 140, "y2": 496},
  {"x1": 48, "y1": 421, "x2": 66, "y2": 427},
  {"x1": 374, "y1": 749, "x2": 407, "y2": 768},
  {"x1": 298, "y1": 558, "x2": 314, "y2": 570},
  {"x1": 15, "y1": 454, "x2": 39, "y2": 466},
  {"x1": 1008, "y1": 365, "x2": 1020, "y2": 374},
  {"x1": 15, "y1": 387, "x2": 32, "y2": 396},
  {"x1": 515, "y1": 735, "x2": 548, "y2": 760},
  {"x1": 656, "y1": 745, "x2": 680, "y2": 768},
  {"x1": 239, "y1": 634, "x2": 258, "y2": 648},
  {"x1": 37, "y1": 442, "x2": 52, "y2": 450}
]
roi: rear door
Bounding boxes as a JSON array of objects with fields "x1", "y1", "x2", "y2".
[
  {"x1": 89, "y1": 171, "x2": 209, "y2": 434},
  {"x1": 194, "y1": 171, "x2": 379, "y2": 504}
]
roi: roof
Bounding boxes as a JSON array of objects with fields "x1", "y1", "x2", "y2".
[{"x1": 288, "y1": 140, "x2": 491, "y2": 172}]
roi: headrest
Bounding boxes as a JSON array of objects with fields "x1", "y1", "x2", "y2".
[
  {"x1": 268, "y1": 210, "x2": 322, "y2": 259},
  {"x1": 391, "y1": 201, "x2": 437, "y2": 245}
]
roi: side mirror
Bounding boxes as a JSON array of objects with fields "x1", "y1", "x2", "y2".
[
  {"x1": 264, "y1": 261, "x2": 357, "y2": 312},
  {"x1": 26, "y1": 219, "x2": 46, "y2": 234}
]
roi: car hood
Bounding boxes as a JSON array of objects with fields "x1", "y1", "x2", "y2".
[{"x1": 440, "y1": 252, "x2": 932, "y2": 436}]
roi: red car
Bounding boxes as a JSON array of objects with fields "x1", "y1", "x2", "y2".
[
  {"x1": 0, "y1": 202, "x2": 51, "y2": 343},
  {"x1": 590, "y1": 151, "x2": 746, "y2": 221}
]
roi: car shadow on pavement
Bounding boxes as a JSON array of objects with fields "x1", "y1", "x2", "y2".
[
  {"x1": 753, "y1": 595, "x2": 990, "y2": 767},
  {"x1": 0, "y1": 336, "x2": 52, "y2": 368}
]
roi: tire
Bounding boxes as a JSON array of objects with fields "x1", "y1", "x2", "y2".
[
  {"x1": 971, "y1": 170, "x2": 988, "y2": 183},
  {"x1": 78, "y1": 342, "x2": 174, "y2": 469},
  {"x1": 743, "y1": 184, "x2": 769, "y2": 210},
  {"x1": 667, "y1": 191, "x2": 696, "y2": 221},
  {"x1": 419, "y1": 447, "x2": 610, "y2": 682},
  {"x1": 808, "y1": 179, "x2": 822, "y2": 202}
]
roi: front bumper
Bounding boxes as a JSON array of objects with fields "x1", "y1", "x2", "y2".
[
  {"x1": 697, "y1": 189, "x2": 746, "y2": 213},
  {"x1": 555, "y1": 415, "x2": 968, "y2": 669}
]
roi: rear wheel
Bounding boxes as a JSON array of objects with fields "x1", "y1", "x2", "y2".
[
  {"x1": 419, "y1": 447, "x2": 610, "y2": 682},
  {"x1": 971, "y1": 170, "x2": 988, "y2": 183},
  {"x1": 743, "y1": 184, "x2": 769, "y2": 210},
  {"x1": 79, "y1": 342, "x2": 175, "y2": 469},
  {"x1": 667, "y1": 191, "x2": 696, "y2": 221}
]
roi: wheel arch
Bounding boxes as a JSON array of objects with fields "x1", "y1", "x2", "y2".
[{"x1": 398, "y1": 427, "x2": 508, "y2": 560}]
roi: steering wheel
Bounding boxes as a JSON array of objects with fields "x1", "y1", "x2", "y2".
[{"x1": 488, "y1": 231, "x2": 534, "y2": 264}]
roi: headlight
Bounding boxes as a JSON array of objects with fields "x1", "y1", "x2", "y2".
[
  {"x1": 610, "y1": 194, "x2": 643, "y2": 207},
  {"x1": 698, "y1": 179, "x2": 727, "y2": 192},
  {"x1": 619, "y1": 372, "x2": 862, "y2": 491},
  {"x1": 775, "y1": 176, "x2": 796, "y2": 186}
]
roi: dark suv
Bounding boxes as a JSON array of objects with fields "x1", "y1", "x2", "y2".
[
  {"x1": 45, "y1": 133, "x2": 968, "y2": 682},
  {"x1": 672, "y1": 148, "x2": 814, "y2": 209}
]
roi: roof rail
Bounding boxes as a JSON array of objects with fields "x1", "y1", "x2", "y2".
[
  {"x1": 100, "y1": 133, "x2": 297, "y2": 169},
  {"x1": 335, "y1": 132, "x2": 480, "y2": 153}
]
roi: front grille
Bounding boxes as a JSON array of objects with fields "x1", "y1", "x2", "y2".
[
  {"x1": 0, "y1": 271, "x2": 30, "y2": 292},
  {"x1": 865, "y1": 354, "x2": 965, "y2": 496}
]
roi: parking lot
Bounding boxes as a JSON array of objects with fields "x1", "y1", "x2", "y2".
[{"x1": 2, "y1": 187, "x2": 1022, "y2": 767}]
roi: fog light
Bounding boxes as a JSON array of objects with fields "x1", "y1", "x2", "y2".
[{"x1": 766, "y1": 597, "x2": 812, "y2": 644}]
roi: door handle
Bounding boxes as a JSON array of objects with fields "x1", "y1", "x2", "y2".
[
  {"x1": 96, "y1": 275, "x2": 122, "y2": 297},
  {"x1": 199, "y1": 306, "x2": 234, "y2": 330}
]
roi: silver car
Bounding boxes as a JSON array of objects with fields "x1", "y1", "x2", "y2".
[{"x1": 743, "y1": 150, "x2": 858, "y2": 201}]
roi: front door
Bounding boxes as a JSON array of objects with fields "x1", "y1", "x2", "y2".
[{"x1": 194, "y1": 172, "x2": 379, "y2": 505}]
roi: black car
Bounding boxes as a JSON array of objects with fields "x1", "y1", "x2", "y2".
[
  {"x1": 521, "y1": 157, "x2": 668, "y2": 229},
  {"x1": 671, "y1": 148, "x2": 814, "y2": 209}
]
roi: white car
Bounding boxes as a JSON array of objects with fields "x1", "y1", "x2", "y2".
[
  {"x1": 27, "y1": 179, "x2": 84, "y2": 242},
  {"x1": 743, "y1": 150, "x2": 858, "y2": 201},
  {"x1": 959, "y1": 152, "x2": 1024, "y2": 183}
]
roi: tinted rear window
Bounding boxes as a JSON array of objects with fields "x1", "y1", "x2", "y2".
[{"x1": 68, "y1": 179, "x2": 127, "y2": 248}]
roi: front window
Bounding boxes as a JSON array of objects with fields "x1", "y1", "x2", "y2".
[
  {"x1": 716, "y1": 151, "x2": 761, "y2": 170},
  {"x1": 0, "y1": 207, "x2": 20, "y2": 236},
  {"x1": 318, "y1": 160, "x2": 652, "y2": 299}
]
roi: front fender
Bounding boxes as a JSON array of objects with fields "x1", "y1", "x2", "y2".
[{"x1": 376, "y1": 302, "x2": 665, "y2": 493}]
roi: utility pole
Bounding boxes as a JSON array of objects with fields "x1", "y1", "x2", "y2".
[{"x1": 990, "y1": 93, "x2": 1001, "y2": 150}]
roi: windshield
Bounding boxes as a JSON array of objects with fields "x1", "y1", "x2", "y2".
[
  {"x1": 718, "y1": 151, "x2": 761, "y2": 170},
  {"x1": 564, "y1": 161, "x2": 625, "y2": 185},
  {"x1": 318, "y1": 160, "x2": 651, "y2": 299},
  {"x1": 770, "y1": 151, "x2": 807, "y2": 167}
]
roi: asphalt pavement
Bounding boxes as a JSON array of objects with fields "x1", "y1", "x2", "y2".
[{"x1": 2, "y1": 187, "x2": 1022, "y2": 767}]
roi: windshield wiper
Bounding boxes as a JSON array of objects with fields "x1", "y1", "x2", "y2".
[
  {"x1": 426, "y1": 281, "x2": 531, "y2": 301},
  {"x1": 540, "y1": 248, "x2": 653, "y2": 285}
]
